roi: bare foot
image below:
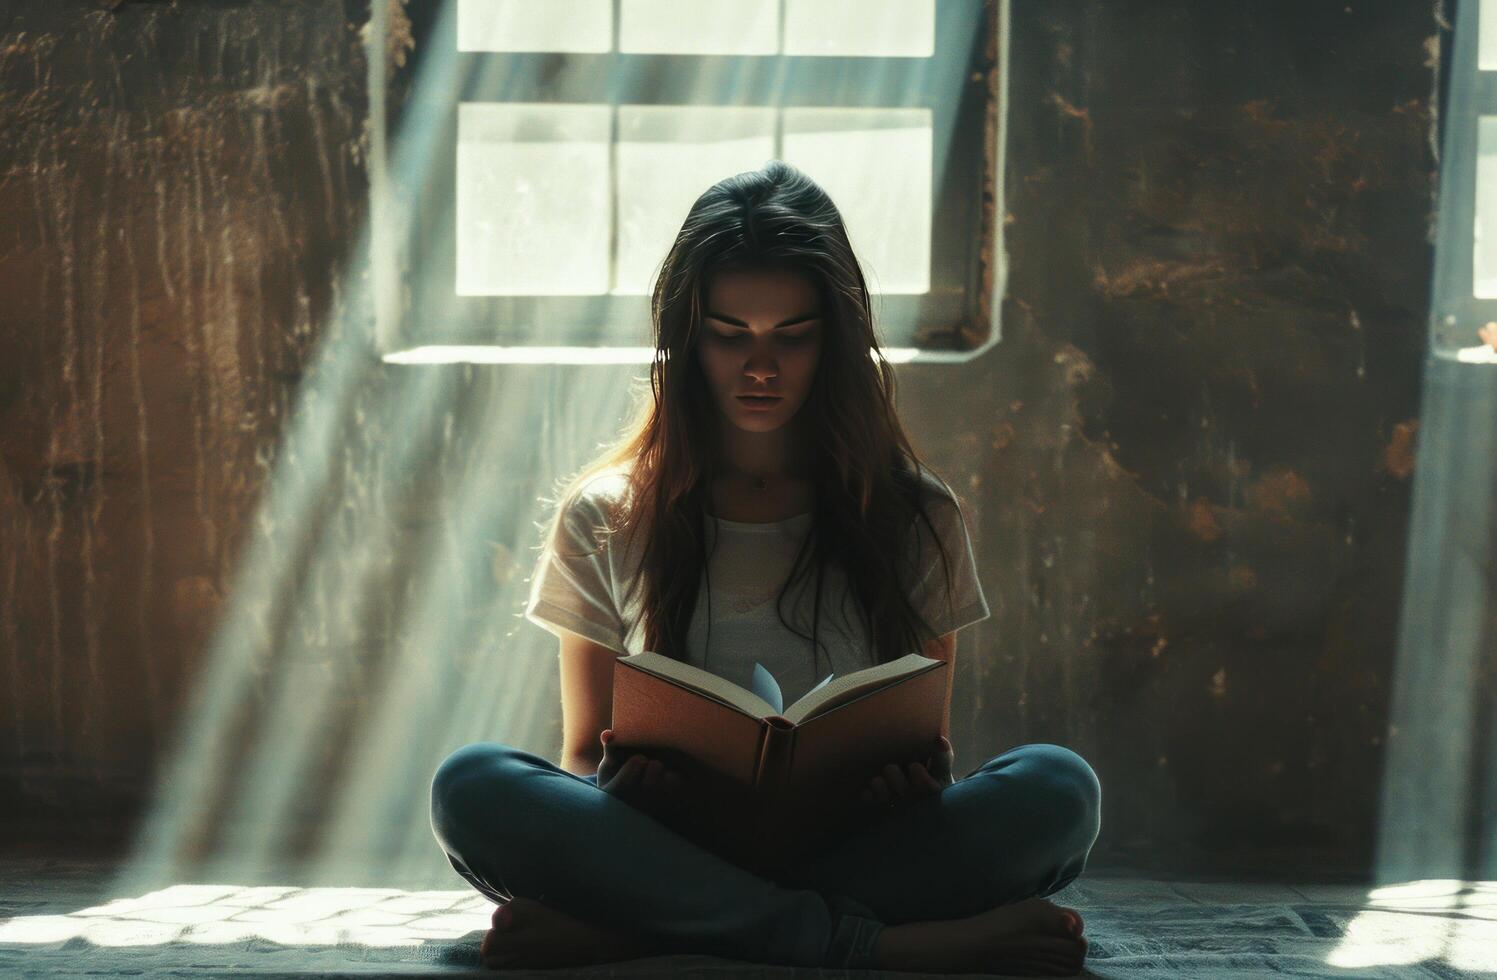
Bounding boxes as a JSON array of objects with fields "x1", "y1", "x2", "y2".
[
  {"x1": 871, "y1": 896, "x2": 1088, "y2": 976},
  {"x1": 478, "y1": 896, "x2": 668, "y2": 969}
]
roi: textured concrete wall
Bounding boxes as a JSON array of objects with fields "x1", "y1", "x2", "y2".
[
  {"x1": 0, "y1": 1, "x2": 369, "y2": 839},
  {"x1": 897, "y1": 1, "x2": 1438, "y2": 874},
  {"x1": 0, "y1": 1, "x2": 1447, "y2": 877}
]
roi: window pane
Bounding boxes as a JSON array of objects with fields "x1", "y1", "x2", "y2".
[
  {"x1": 783, "y1": 108, "x2": 932, "y2": 294},
  {"x1": 784, "y1": 0, "x2": 935, "y2": 58},
  {"x1": 455, "y1": 103, "x2": 613, "y2": 296},
  {"x1": 615, "y1": 106, "x2": 777, "y2": 295},
  {"x1": 457, "y1": 0, "x2": 612, "y2": 53},
  {"x1": 1483, "y1": 0, "x2": 1497, "y2": 70},
  {"x1": 620, "y1": 0, "x2": 778, "y2": 55},
  {"x1": 1476, "y1": 117, "x2": 1497, "y2": 297}
]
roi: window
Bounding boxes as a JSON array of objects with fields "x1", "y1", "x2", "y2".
[
  {"x1": 1432, "y1": 0, "x2": 1497, "y2": 361},
  {"x1": 372, "y1": 0, "x2": 1009, "y2": 363}
]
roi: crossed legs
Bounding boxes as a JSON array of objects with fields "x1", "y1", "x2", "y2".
[{"x1": 429, "y1": 741, "x2": 1100, "y2": 968}]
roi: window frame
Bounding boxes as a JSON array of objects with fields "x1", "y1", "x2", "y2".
[
  {"x1": 373, "y1": 0, "x2": 1010, "y2": 362},
  {"x1": 1432, "y1": 0, "x2": 1497, "y2": 354}
]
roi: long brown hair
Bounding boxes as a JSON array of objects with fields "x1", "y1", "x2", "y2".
[{"x1": 548, "y1": 160, "x2": 961, "y2": 671}]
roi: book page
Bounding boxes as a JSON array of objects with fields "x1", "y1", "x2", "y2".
[
  {"x1": 751, "y1": 663, "x2": 834, "y2": 716},
  {"x1": 783, "y1": 652, "x2": 940, "y2": 724},
  {"x1": 805, "y1": 670, "x2": 834, "y2": 699},
  {"x1": 620, "y1": 651, "x2": 779, "y2": 719},
  {"x1": 750, "y1": 662, "x2": 784, "y2": 715}
]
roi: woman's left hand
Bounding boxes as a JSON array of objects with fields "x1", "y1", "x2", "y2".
[
  {"x1": 859, "y1": 735, "x2": 955, "y2": 810},
  {"x1": 597, "y1": 730, "x2": 692, "y2": 824}
]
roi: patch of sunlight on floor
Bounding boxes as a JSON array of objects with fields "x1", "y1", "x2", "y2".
[
  {"x1": 0, "y1": 884, "x2": 492, "y2": 949},
  {"x1": 1326, "y1": 880, "x2": 1497, "y2": 974}
]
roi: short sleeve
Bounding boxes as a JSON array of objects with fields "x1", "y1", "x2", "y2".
[
  {"x1": 907, "y1": 490, "x2": 991, "y2": 639},
  {"x1": 524, "y1": 488, "x2": 628, "y2": 654}
]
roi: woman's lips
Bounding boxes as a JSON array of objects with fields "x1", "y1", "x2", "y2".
[{"x1": 737, "y1": 395, "x2": 782, "y2": 410}]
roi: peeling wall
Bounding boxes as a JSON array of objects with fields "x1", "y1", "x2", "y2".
[
  {"x1": 897, "y1": 1, "x2": 1438, "y2": 873},
  {"x1": 0, "y1": 1, "x2": 367, "y2": 832}
]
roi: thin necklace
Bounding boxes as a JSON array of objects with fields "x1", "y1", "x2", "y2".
[{"x1": 723, "y1": 468, "x2": 774, "y2": 491}]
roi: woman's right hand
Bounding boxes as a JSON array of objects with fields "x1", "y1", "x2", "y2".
[
  {"x1": 596, "y1": 729, "x2": 691, "y2": 822},
  {"x1": 857, "y1": 735, "x2": 955, "y2": 813}
]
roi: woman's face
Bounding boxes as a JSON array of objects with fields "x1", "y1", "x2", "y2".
[{"x1": 695, "y1": 266, "x2": 824, "y2": 433}]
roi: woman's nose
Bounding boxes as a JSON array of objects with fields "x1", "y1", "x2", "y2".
[{"x1": 744, "y1": 359, "x2": 777, "y2": 383}]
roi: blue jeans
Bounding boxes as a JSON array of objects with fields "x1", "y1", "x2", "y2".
[{"x1": 429, "y1": 741, "x2": 1101, "y2": 969}]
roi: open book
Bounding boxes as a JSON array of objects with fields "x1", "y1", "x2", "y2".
[{"x1": 610, "y1": 650, "x2": 948, "y2": 871}]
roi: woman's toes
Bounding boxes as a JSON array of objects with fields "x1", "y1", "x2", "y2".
[
  {"x1": 477, "y1": 895, "x2": 659, "y2": 968},
  {"x1": 480, "y1": 899, "x2": 540, "y2": 967},
  {"x1": 1004, "y1": 897, "x2": 1084, "y2": 938},
  {"x1": 1004, "y1": 934, "x2": 1086, "y2": 974}
]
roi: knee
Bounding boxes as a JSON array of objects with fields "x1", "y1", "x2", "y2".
[
  {"x1": 429, "y1": 741, "x2": 531, "y2": 837},
  {"x1": 1006, "y1": 743, "x2": 1102, "y2": 854},
  {"x1": 982, "y1": 745, "x2": 1101, "y2": 861}
]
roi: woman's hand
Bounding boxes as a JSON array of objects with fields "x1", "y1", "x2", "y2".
[
  {"x1": 858, "y1": 735, "x2": 955, "y2": 812},
  {"x1": 595, "y1": 729, "x2": 691, "y2": 823}
]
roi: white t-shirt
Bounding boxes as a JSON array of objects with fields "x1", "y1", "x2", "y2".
[{"x1": 523, "y1": 466, "x2": 990, "y2": 707}]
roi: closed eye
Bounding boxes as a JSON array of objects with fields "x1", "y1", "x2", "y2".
[
  {"x1": 710, "y1": 327, "x2": 817, "y2": 342},
  {"x1": 708, "y1": 311, "x2": 821, "y2": 329}
]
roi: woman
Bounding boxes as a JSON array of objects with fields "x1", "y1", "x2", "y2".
[{"x1": 429, "y1": 160, "x2": 1100, "y2": 975}]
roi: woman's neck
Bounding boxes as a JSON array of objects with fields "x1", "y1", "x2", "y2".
[
  {"x1": 708, "y1": 420, "x2": 814, "y2": 519},
  {"x1": 708, "y1": 471, "x2": 815, "y2": 522},
  {"x1": 715, "y1": 420, "x2": 810, "y2": 482}
]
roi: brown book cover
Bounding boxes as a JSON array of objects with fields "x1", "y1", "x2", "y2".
[{"x1": 609, "y1": 651, "x2": 948, "y2": 875}]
